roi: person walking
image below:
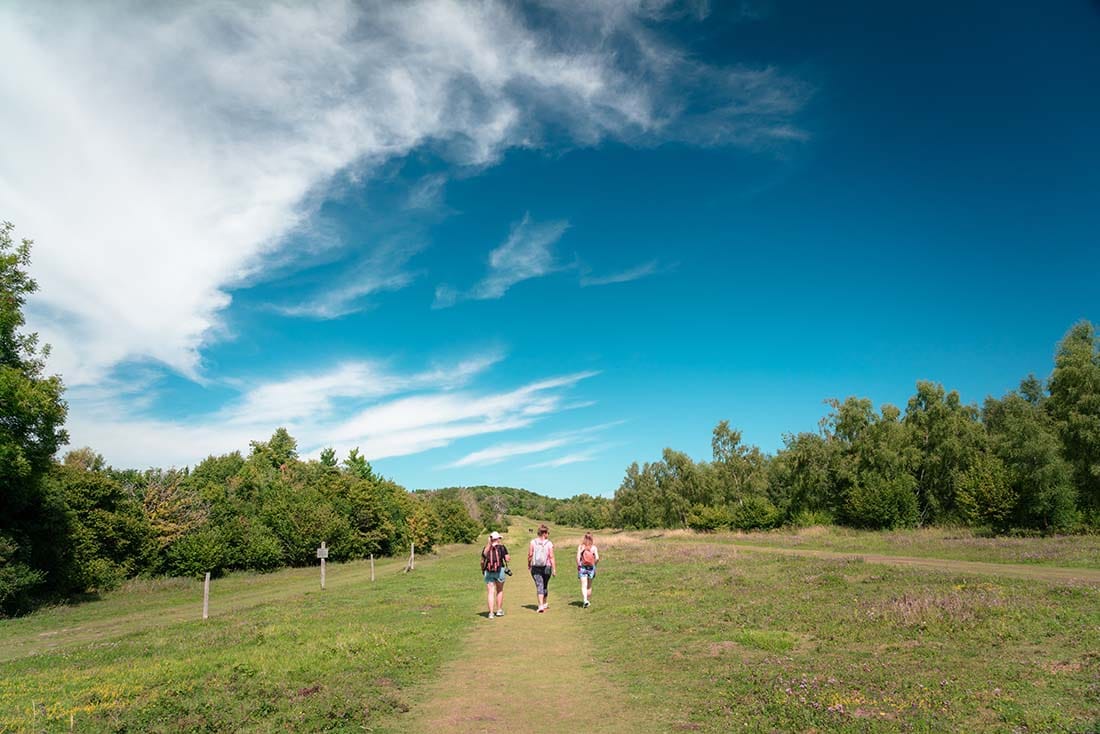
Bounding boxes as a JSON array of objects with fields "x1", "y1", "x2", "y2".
[
  {"x1": 481, "y1": 531, "x2": 510, "y2": 618},
  {"x1": 576, "y1": 532, "x2": 599, "y2": 608},
  {"x1": 527, "y1": 524, "x2": 556, "y2": 613}
]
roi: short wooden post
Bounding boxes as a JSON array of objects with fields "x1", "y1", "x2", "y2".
[
  {"x1": 370, "y1": 553, "x2": 375, "y2": 582},
  {"x1": 316, "y1": 541, "x2": 328, "y2": 590},
  {"x1": 403, "y1": 542, "x2": 415, "y2": 573},
  {"x1": 202, "y1": 572, "x2": 210, "y2": 620}
]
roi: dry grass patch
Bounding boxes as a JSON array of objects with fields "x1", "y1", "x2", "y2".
[{"x1": 860, "y1": 586, "x2": 1006, "y2": 627}]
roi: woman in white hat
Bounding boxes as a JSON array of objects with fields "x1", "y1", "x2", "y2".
[{"x1": 481, "y1": 531, "x2": 510, "y2": 618}]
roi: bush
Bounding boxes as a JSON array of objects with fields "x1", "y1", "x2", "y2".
[
  {"x1": 0, "y1": 536, "x2": 44, "y2": 616},
  {"x1": 732, "y1": 496, "x2": 781, "y2": 530},
  {"x1": 233, "y1": 520, "x2": 284, "y2": 571},
  {"x1": 165, "y1": 526, "x2": 228, "y2": 578},
  {"x1": 788, "y1": 509, "x2": 834, "y2": 528},
  {"x1": 955, "y1": 453, "x2": 1015, "y2": 533},
  {"x1": 844, "y1": 474, "x2": 919, "y2": 530},
  {"x1": 686, "y1": 504, "x2": 732, "y2": 532}
]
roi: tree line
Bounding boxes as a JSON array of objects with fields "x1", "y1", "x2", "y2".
[
  {"x1": 1, "y1": 222, "x2": 489, "y2": 614},
  {"x1": 3, "y1": 220, "x2": 1098, "y2": 614},
  {"x1": 1, "y1": 428, "x2": 486, "y2": 615},
  {"x1": 612, "y1": 322, "x2": 1100, "y2": 534}
]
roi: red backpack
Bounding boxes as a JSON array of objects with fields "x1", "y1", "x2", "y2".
[
  {"x1": 483, "y1": 545, "x2": 504, "y2": 572},
  {"x1": 579, "y1": 546, "x2": 596, "y2": 566}
]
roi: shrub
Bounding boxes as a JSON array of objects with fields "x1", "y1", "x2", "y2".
[
  {"x1": 788, "y1": 509, "x2": 834, "y2": 528},
  {"x1": 844, "y1": 473, "x2": 919, "y2": 529},
  {"x1": 0, "y1": 535, "x2": 44, "y2": 616},
  {"x1": 686, "y1": 504, "x2": 732, "y2": 532},
  {"x1": 732, "y1": 496, "x2": 781, "y2": 530},
  {"x1": 165, "y1": 526, "x2": 229, "y2": 578},
  {"x1": 234, "y1": 520, "x2": 284, "y2": 571},
  {"x1": 955, "y1": 453, "x2": 1015, "y2": 533}
]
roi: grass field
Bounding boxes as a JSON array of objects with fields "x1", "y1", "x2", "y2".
[
  {"x1": 678, "y1": 525, "x2": 1100, "y2": 570},
  {"x1": 2, "y1": 525, "x2": 1098, "y2": 732}
]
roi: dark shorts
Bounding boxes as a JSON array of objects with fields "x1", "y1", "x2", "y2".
[{"x1": 531, "y1": 566, "x2": 551, "y2": 595}]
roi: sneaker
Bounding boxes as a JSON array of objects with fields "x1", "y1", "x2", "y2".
[
  {"x1": 583, "y1": 600, "x2": 590, "y2": 608},
  {"x1": 537, "y1": 606, "x2": 545, "y2": 613},
  {"x1": 495, "y1": 610, "x2": 504, "y2": 617}
]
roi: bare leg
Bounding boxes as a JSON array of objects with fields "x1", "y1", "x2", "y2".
[
  {"x1": 580, "y1": 577, "x2": 588, "y2": 604},
  {"x1": 486, "y1": 583, "x2": 496, "y2": 617},
  {"x1": 496, "y1": 581, "x2": 505, "y2": 613}
]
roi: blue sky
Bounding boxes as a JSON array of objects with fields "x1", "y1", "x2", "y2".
[{"x1": 2, "y1": 1, "x2": 1098, "y2": 497}]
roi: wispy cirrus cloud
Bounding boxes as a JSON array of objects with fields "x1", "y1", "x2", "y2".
[
  {"x1": 3, "y1": 0, "x2": 808, "y2": 384},
  {"x1": 271, "y1": 238, "x2": 425, "y2": 319},
  {"x1": 447, "y1": 438, "x2": 571, "y2": 467},
  {"x1": 448, "y1": 420, "x2": 622, "y2": 469},
  {"x1": 222, "y1": 353, "x2": 502, "y2": 426},
  {"x1": 526, "y1": 449, "x2": 602, "y2": 469},
  {"x1": 64, "y1": 356, "x2": 596, "y2": 469},
  {"x1": 435, "y1": 216, "x2": 669, "y2": 307},
  {"x1": 434, "y1": 214, "x2": 570, "y2": 308},
  {"x1": 579, "y1": 259, "x2": 662, "y2": 287}
]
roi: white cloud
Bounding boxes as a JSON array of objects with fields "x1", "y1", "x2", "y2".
[
  {"x1": 63, "y1": 356, "x2": 596, "y2": 470},
  {"x1": 449, "y1": 419, "x2": 622, "y2": 468},
  {"x1": 580, "y1": 259, "x2": 661, "y2": 286},
  {"x1": 434, "y1": 213, "x2": 570, "y2": 307},
  {"x1": 526, "y1": 450, "x2": 601, "y2": 469},
  {"x1": 2, "y1": 0, "x2": 807, "y2": 385},
  {"x1": 271, "y1": 238, "x2": 424, "y2": 319},
  {"x1": 221, "y1": 353, "x2": 501, "y2": 426},
  {"x1": 448, "y1": 438, "x2": 571, "y2": 467}
]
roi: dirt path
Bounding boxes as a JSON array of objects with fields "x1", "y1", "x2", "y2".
[
  {"x1": 388, "y1": 559, "x2": 643, "y2": 734},
  {"x1": 717, "y1": 542, "x2": 1100, "y2": 584}
]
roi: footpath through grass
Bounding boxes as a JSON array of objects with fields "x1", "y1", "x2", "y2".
[
  {"x1": 384, "y1": 532, "x2": 645, "y2": 734},
  {"x1": 2, "y1": 526, "x2": 1098, "y2": 732}
]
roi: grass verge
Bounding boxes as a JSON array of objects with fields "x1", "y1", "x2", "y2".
[
  {"x1": 0, "y1": 548, "x2": 483, "y2": 732},
  {"x1": 587, "y1": 537, "x2": 1100, "y2": 732}
]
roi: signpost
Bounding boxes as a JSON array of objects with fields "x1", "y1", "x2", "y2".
[
  {"x1": 316, "y1": 541, "x2": 328, "y2": 590},
  {"x1": 203, "y1": 572, "x2": 210, "y2": 620}
]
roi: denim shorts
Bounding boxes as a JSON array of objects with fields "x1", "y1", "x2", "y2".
[
  {"x1": 484, "y1": 569, "x2": 506, "y2": 584},
  {"x1": 578, "y1": 565, "x2": 596, "y2": 579}
]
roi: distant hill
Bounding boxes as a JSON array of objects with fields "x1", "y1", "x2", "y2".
[{"x1": 416, "y1": 485, "x2": 613, "y2": 530}]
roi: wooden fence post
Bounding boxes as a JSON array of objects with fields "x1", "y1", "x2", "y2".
[{"x1": 202, "y1": 572, "x2": 210, "y2": 620}]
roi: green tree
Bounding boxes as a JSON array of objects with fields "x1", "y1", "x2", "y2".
[
  {"x1": 904, "y1": 381, "x2": 986, "y2": 523},
  {"x1": 711, "y1": 421, "x2": 770, "y2": 505},
  {"x1": 47, "y1": 460, "x2": 153, "y2": 592},
  {"x1": 954, "y1": 452, "x2": 1015, "y2": 533},
  {"x1": 1047, "y1": 321, "x2": 1100, "y2": 518},
  {"x1": 249, "y1": 428, "x2": 298, "y2": 469},
  {"x1": 769, "y1": 431, "x2": 839, "y2": 521},
  {"x1": 984, "y1": 386, "x2": 1077, "y2": 532},
  {"x1": 0, "y1": 221, "x2": 69, "y2": 614},
  {"x1": 343, "y1": 447, "x2": 376, "y2": 481},
  {"x1": 613, "y1": 462, "x2": 658, "y2": 529}
]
